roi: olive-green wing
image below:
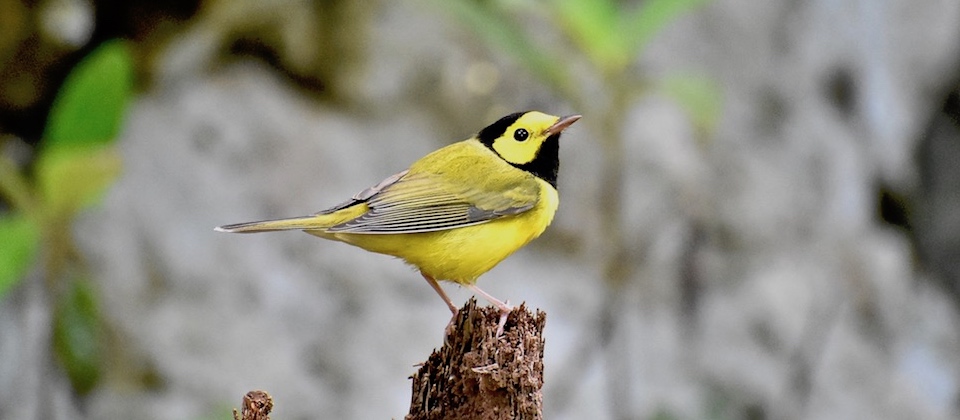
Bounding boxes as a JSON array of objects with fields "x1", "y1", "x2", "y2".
[{"x1": 325, "y1": 149, "x2": 541, "y2": 234}]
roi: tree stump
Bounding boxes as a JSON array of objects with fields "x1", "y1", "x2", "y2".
[
  {"x1": 406, "y1": 298, "x2": 547, "y2": 420},
  {"x1": 233, "y1": 390, "x2": 273, "y2": 420}
]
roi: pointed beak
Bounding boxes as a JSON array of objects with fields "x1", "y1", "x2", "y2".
[{"x1": 545, "y1": 114, "x2": 582, "y2": 136}]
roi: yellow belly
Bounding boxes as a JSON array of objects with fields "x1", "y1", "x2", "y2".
[{"x1": 313, "y1": 180, "x2": 559, "y2": 284}]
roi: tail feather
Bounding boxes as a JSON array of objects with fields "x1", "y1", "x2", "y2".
[{"x1": 215, "y1": 215, "x2": 327, "y2": 233}]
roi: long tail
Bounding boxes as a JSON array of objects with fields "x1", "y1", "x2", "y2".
[{"x1": 215, "y1": 215, "x2": 328, "y2": 233}]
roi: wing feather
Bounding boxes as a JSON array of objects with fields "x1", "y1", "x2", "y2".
[{"x1": 325, "y1": 144, "x2": 542, "y2": 234}]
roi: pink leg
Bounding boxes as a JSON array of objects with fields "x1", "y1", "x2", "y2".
[
  {"x1": 422, "y1": 273, "x2": 460, "y2": 338},
  {"x1": 421, "y1": 272, "x2": 458, "y2": 315},
  {"x1": 465, "y1": 284, "x2": 513, "y2": 336}
]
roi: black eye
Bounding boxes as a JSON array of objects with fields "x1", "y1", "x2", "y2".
[{"x1": 513, "y1": 128, "x2": 529, "y2": 141}]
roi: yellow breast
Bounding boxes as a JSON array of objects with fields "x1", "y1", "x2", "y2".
[{"x1": 327, "y1": 179, "x2": 558, "y2": 284}]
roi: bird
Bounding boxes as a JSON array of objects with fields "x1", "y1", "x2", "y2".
[{"x1": 216, "y1": 111, "x2": 580, "y2": 334}]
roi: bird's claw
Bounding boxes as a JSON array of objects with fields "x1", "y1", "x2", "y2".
[{"x1": 495, "y1": 300, "x2": 512, "y2": 337}]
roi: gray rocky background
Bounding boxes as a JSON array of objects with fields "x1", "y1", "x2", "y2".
[{"x1": 2, "y1": 0, "x2": 960, "y2": 419}]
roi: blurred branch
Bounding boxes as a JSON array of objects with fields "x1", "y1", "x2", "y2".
[
  {"x1": 0, "y1": 154, "x2": 37, "y2": 215},
  {"x1": 407, "y1": 298, "x2": 546, "y2": 420},
  {"x1": 429, "y1": 0, "x2": 578, "y2": 101}
]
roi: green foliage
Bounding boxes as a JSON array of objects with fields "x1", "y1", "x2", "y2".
[
  {"x1": 553, "y1": 0, "x2": 624, "y2": 72},
  {"x1": 0, "y1": 39, "x2": 133, "y2": 395},
  {"x1": 554, "y1": 0, "x2": 709, "y2": 74},
  {"x1": 624, "y1": 0, "x2": 709, "y2": 60},
  {"x1": 0, "y1": 39, "x2": 131, "y2": 295},
  {"x1": 36, "y1": 39, "x2": 129, "y2": 222},
  {"x1": 0, "y1": 215, "x2": 40, "y2": 297},
  {"x1": 433, "y1": 1, "x2": 573, "y2": 94},
  {"x1": 44, "y1": 39, "x2": 134, "y2": 148},
  {"x1": 434, "y1": 0, "x2": 716, "y2": 116},
  {"x1": 443, "y1": 0, "x2": 709, "y2": 77},
  {"x1": 661, "y1": 74, "x2": 723, "y2": 137},
  {"x1": 36, "y1": 146, "x2": 123, "y2": 218},
  {"x1": 53, "y1": 277, "x2": 103, "y2": 394}
]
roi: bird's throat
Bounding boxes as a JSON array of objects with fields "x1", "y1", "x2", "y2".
[{"x1": 513, "y1": 134, "x2": 560, "y2": 188}]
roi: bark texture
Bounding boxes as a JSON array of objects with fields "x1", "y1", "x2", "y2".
[
  {"x1": 407, "y1": 299, "x2": 546, "y2": 420},
  {"x1": 233, "y1": 390, "x2": 273, "y2": 420}
]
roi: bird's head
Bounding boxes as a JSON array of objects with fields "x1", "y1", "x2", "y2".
[{"x1": 476, "y1": 111, "x2": 580, "y2": 186}]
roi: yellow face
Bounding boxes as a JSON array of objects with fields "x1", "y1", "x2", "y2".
[
  {"x1": 488, "y1": 111, "x2": 562, "y2": 165},
  {"x1": 475, "y1": 110, "x2": 579, "y2": 186}
]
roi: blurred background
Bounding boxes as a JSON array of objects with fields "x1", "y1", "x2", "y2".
[{"x1": 1, "y1": 0, "x2": 960, "y2": 419}]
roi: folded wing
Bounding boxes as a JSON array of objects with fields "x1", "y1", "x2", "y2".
[{"x1": 324, "y1": 164, "x2": 540, "y2": 234}]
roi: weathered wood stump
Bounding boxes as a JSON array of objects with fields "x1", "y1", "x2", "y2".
[
  {"x1": 232, "y1": 390, "x2": 273, "y2": 420},
  {"x1": 230, "y1": 299, "x2": 546, "y2": 419},
  {"x1": 406, "y1": 298, "x2": 547, "y2": 420}
]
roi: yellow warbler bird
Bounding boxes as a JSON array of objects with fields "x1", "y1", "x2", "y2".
[{"x1": 216, "y1": 111, "x2": 580, "y2": 332}]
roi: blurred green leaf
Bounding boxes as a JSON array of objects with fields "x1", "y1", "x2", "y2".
[
  {"x1": 624, "y1": 0, "x2": 709, "y2": 57},
  {"x1": 434, "y1": 0, "x2": 573, "y2": 94},
  {"x1": 553, "y1": 0, "x2": 625, "y2": 70},
  {"x1": 35, "y1": 145, "x2": 122, "y2": 217},
  {"x1": 661, "y1": 74, "x2": 723, "y2": 137},
  {"x1": 44, "y1": 39, "x2": 134, "y2": 148},
  {"x1": 553, "y1": 0, "x2": 709, "y2": 74},
  {"x1": 53, "y1": 277, "x2": 103, "y2": 394},
  {"x1": 0, "y1": 215, "x2": 40, "y2": 297}
]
